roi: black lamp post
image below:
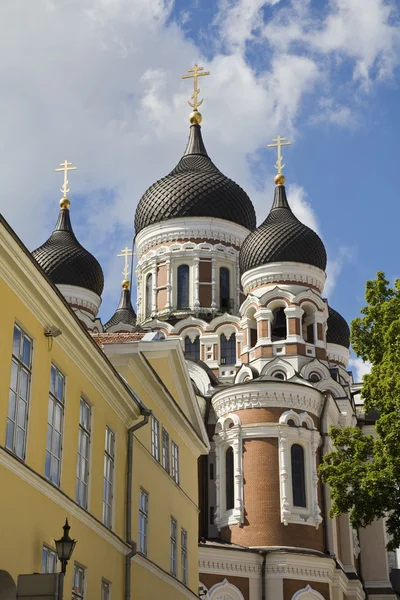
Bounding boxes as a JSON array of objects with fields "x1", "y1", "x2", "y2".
[{"x1": 55, "y1": 519, "x2": 77, "y2": 574}]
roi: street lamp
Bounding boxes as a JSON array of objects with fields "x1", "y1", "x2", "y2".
[{"x1": 55, "y1": 519, "x2": 77, "y2": 574}]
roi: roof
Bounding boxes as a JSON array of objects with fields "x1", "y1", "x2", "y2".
[
  {"x1": 134, "y1": 124, "x2": 256, "y2": 234},
  {"x1": 104, "y1": 286, "x2": 139, "y2": 331},
  {"x1": 327, "y1": 305, "x2": 350, "y2": 348},
  {"x1": 92, "y1": 332, "x2": 147, "y2": 347},
  {"x1": 239, "y1": 185, "x2": 327, "y2": 274},
  {"x1": 32, "y1": 206, "x2": 104, "y2": 296}
]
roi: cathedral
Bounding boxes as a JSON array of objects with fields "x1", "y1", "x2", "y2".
[{"x1": 7, "y1": 66, "x2": 396, "y2": 599}]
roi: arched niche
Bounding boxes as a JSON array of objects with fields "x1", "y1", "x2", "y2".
[
  {"x1": 0, "y1": 571, "x2": 17, "y2": 600},
  {"x1": 208, "y1": 578, "x2": 245, "y2": 600},
  {"x1": 291, "y1": 584, "x2": 326, "y2": 600}
]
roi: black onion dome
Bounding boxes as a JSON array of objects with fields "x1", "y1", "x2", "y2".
[
  {"x1": 134, "y1": 124, "x2": 256, "y2": 234},
  {"x1": 326, "y1": 306, "x2": 350, "y2": 348},
  {"x1": 239, "y1": 185, "x2": 327, "y2": 274},
  {"x1": 104, "y1": 286, "x2": 139, "y2": 331},
  {"x1": 32, "y1": 207, "x2": 104, "y2": 296}
]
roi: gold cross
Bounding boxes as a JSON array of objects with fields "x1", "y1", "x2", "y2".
[
  {"x1": 117, "y1": 246, "x2": 133, "y2": 281},
  {"x1": 182, "y1": 63, "x2": 210, "y2": 111},
  {"x1": 55, "y1": 160, "x2": 77, "y2": 198},
  {"x1": 267, "y1": 136, "x2": 292, "y2": 174}
]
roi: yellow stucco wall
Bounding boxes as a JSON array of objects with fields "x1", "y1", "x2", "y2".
[{"x1": 0, "y1": 221, "x2": 206, "y2": 599}]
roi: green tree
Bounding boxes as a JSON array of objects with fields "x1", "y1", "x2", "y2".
[{"x1": 319, "y1": 272, "x2": 400, "y2": 550}]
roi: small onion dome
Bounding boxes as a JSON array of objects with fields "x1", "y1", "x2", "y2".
[
  {"x1": 239, "y1": 184, "x2": 327, "y2": 274},
  {"x1": 134, "y1": 124, "x2": 256, "y2": 234},
  {"x1": 104, "y1": 282, "x2": 140, "y2": 332},
  {"x1": 32, "y1": 204, "x2": 104, "y2": 296},
  {"x1": 326, "y1": 305, "x2": 350, "y2": 349}
]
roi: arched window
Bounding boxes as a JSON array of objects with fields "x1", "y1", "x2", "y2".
[
  {"x1": 145, "y1": 273, "x2": 152, "y2": 317},
  {"x1": 291, "y1": 444, "x2": 307, "y2": 508},
  {"x1": 220, "y1": 333, "x2": 236, "y2": 365},
  {"x1": 302, "y1": 315, "x2": 315, "y2": 343},
  {"x1": 177, "y1": 265, "x2": 190, "y2": 309},
  {"x1": 272, "y1": 371, "x2": 286, "y2": 380},
  {"x1": 220, "y1": 267, "x2": 230, "y2": 310},
  {"x1": 271, "y1": 307, "x2": 287, "y2": 340},
  {"x1": 184, "y1": 336, "x2": 200, "y2": 360},
  {"x1": 225, "y1": 446, "x2": 234, "y2": 510}
]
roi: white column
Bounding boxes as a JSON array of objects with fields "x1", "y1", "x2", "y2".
[
  {"x1": 151, "y1": 262, "x2": 157, "y2": 315},
  {"x1": 284, "y1": 306, "x2": 304, "y2": 343},
  {"x1": 255, "y1": 308, "x2": 273, "y2": 345},
  {"x1": 279, "y1": 430, "x2": 291, "y2": 525},
  {"x1": 165, "y1": 258, "x2": 172, "y2": 311},
  {"x1": 214, "y1": 439, "x2": 221, "y2": 528},
  {"x1": 236, "y1": 258, "x2": 241, "y2": 314},
  {"x1": 194, "y1": 257, "x2": 200, "y2": 312},
  {"x1": 233, "y1": 437, "x2": 244, "y2": 525},
  {"x1": 211, "y1": 257, "x2": 217, "y2": 311}
]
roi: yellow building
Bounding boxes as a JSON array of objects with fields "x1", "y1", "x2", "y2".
[{"x1": 0, "y1": 187, "x2": 209, "y2": 599}]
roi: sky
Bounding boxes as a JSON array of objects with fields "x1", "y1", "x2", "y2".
[{"x1": 0, "y1": 0, "x2": 399, "y2": 381}]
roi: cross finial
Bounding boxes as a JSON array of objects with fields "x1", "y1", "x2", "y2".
[
  {"x1": 117, "y1": 246, "x2": 133, "y2": 289},
  {"x1": 55, "y1": 160, "x2": 77, "y2": 208},
  {"x1": 267, "y1": 136, "x2": 292, "y2": 185},
  {"x1": 182, "y1": 63, "x2": 210, "y2": 124}
]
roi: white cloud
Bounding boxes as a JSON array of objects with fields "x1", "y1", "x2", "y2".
[
  {"x1": 286, "y1": 184, "x2": 320, "y2": 234},
  {"x1": 324, "y1": 246, "x2": 355, "y2": 297},
  {"x1": 348, "y1": 357, "x2": 372, "y2": 383}
]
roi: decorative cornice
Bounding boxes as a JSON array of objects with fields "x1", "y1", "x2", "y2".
[
  {"x1": 137, "y1": 242, "x2": 239, "y2": 267},
  {"x1": 327, "y1": 343, "x2": 350, "y2": 367},
  {"x1": 241, "y1": 262, "x2": 326, "y2": 295},
  {"x1": 57, "y1": 284, "x2": 101, "y2": 317},
  {"x1": 212, "y1": 382, "x2": 323, "y2": 418}
]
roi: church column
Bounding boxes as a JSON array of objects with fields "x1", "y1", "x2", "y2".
[
  {"x1": 314, "y1": 312, "x2": 326, "y2": 348},
  {"x1": 165, "y1": 257, "x2": 172, "y2": 311},
  {"x1": 194, "y1": 257, "x2": 200, "y2": 312},
  {"x1": 284, "y1": 306, "x2": 304, "y2": 343},
  {"x1": 255, "y1": 308, "x2": 273, "y2": 345},
  {"x1": 211, "y1": 257, "x2": 217, "y2": 311}
]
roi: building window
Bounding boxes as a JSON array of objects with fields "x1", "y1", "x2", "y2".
[
  {"x1": 220, "y1": 333, "x2": 236, "y2": 365},
  {"x1": 6, "y1": 324, "x2": 33, "y2": 459},
  {"x1": 101, "y1": 581, "x2": 110, "y2": 600},
  {"x1": 272, "y1": 370, "x2": 286, "y2": 380},
  {"x1": 220, "y1": 267, "x2": 231, "y2": 310},
  {"x1": 271, "y1": 307, "x2": 287, "y2": 340},
  {"x1": 162, "y1": 428, "x2": 170, "y2": 473},
  {"x1": 171, "y1": 441, "x2": 179, "y2": 484},
  {"x1": 151, "y1": 416, "x2": 160, "y2": 461},
  {"x1": 209, "y1": 462, "x2": 214, "y2": 480},
  {"x1": 76, "y1": 399, "x2": 91, "y2": 509},
  {"x1": 181, "y1": 528, "x2": 188, "y2": 586},
  {"x1": 145, "y1": 273, "x2": 152, "y2": 317},
  {"x1": 170, "y1": 517, "x2": 177, "y2": 577},
  {"x1": 45, "y1": 365, "x2": 65, "y2": 486},
  {"x1": 209, "y1": 506, "x2": 215, "y2": 525},
  {"x1": 184, "y1": 335, "x2": 200, "y2": 360},
  {"x1": 177, "y1": 265, "x2": 190, "y2": 309},
  {"x1": 138, "y1": 489, "x2": 148, "y2": 556},
  {"x1": 72, "y1": 565, "x2": 85, "y2": 600},
  {"x1": 291, "y1": 443, "x2": 307, "y2": 508},
  {"x1": 309, "y1": 372, "x2": 321, "y2": 382},
  {"x1": 225, "y1": 446, "x2": 234, "y2": 510},
  {"x1": 42, "y1": 547, "x2": 58, "y2": 574},
  {"x1": 103, "y1": 427, "x2": 115, "y2": 529}
]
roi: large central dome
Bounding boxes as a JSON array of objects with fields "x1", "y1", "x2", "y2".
[{"x1": 134, "y1": 124, "x2": 256, "y2": 234}]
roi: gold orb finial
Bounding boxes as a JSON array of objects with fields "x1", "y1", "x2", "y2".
[
  {"x1": 274, "y1": 173, "x2": 285, "y2": 186},
  {"x1": 59, "y1": 196, "x2": 70, "y2": 209},
  {"x1": 189, "y1": 110, "x2": 202, "y2": 124},
  {"x1": 122, "y1": 278, "x2": 130, "y2": 290}
]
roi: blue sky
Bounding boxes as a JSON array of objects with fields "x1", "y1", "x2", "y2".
[{"x1": 0, "y1": 0, "x2": 399, "y2": 379}]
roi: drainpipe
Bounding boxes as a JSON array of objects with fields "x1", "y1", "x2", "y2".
[
  {"x1": 318, "y1": 392, "x2": 330, "y2": 555},
  {"x1": 259, "y1": 550, "x2": 267, "y2": 600},
  {"x1": 125, "y1": 408, "x2": 152, "y2": 600}
]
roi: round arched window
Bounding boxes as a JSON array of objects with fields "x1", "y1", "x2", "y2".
[
  {"x1": 272, "y1": 371, "x2": 286, "y2": 380},
  {"x1": 309, "y1": 372, "x2": 321, "y2": 382}
]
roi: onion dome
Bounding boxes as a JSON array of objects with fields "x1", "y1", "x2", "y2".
[
  {"x1": 104, "y1": 281, "x2": 139, "y2": 332},
  {"x1": 326, "y1": 306, "x2": 350, "y2": 348},
  {"x1": 134, "y1": 123, "x2": 256, "y2": 234},
  {"x1": 32, "y1": 201, "x2": 104, "y2": 296},
  {"x1": 239, "y1": 183, "x2": 327, "y2": 274}
]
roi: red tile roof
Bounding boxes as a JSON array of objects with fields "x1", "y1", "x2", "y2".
[{"x1": 92, "y1": 332, "x2": 146, "y2": 348}]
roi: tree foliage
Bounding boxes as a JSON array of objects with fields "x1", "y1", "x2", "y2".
[{"x1": 319, "y1": 272, "x2": 400, "y2": 550}]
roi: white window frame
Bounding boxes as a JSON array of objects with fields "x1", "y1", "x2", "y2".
[
  {"x1": 101, "y1": 579, "x2": 111, "y2": 600},
  {"x1": 76, "y1": 398, "x2": 91, "y2": 509},
  {"x1": 138, "y1": 489, "x2": 148, "y2": 556},
  {"x1": 6, "y1": 324, "x2": 33, "y2": 460},
  {"x1": 170, "y1": 517, "x2": 177, "y2": 577},
  {"x1": 72, "y1": 564, "x2": 86, "y2": 599},
  {"x1": 103, "y1": 427, "x2": 115, "y2": 529},
  {"x1": 213, "y1": 410, "x2": 322, "y2": 530},
  {"x1": 151, "y1": 416, "x2": 160, "y2": 461},
  {"x1": 42, "y1": 546, "x2": 58, "y2": 574},
  {"x1": 45, "y1": 364, "x2": 65, "y2": 486},
  {"x1": 171, "y1": 441, "x2": 179, "y2": 484},
  {"x1": 181, "y1": 528, "x2": 188, "y2": 586},
  {"x1": 162, "y1": 428, "x2": 170, "y2": 473}
]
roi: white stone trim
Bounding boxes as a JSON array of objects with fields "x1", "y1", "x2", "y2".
[
  {"x1": 261, "y1": 358, "x2": 296, "y2": 380},
  {"x1": 241, "y1": 262, "x2": 326, "y2": 295},
  {"x1": 135, "y1": 217, "x2": 250, "y2": 257},
  {"x1": 212, "y1": 382, "x2": 323, "y2": 419},
  {"x1": 300, "y1": 359, "x2": 331, "y2": 382},
  {"x1": 327, "y1": 343, "x2": 350, "y2": 367},
  {"x1": 291, "y1": 584, "x2": 325, "y2": 600},
  {"x1": 208, "y1": 578, "x2": 245, "y2": 600},
  {"x1": 57, "y1": 284, "x2": 101, "y2": 318}
]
